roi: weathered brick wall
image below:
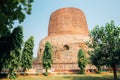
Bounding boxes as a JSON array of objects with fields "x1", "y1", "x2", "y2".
[{"x1": 37, "y1": 34, "x2": 89, "y2": 71}]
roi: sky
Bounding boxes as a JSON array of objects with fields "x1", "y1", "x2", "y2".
[{"x1": 19, "y1": 0, "x2": 120, "y2": 57}]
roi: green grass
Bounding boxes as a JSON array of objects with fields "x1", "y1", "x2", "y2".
[{"x1": 1, "y1": 73, "x2": 120, "y2": 80}]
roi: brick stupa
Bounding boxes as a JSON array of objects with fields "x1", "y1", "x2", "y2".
[{"x1": 36, "y1": 7, "x2": 89, "y2": 72}]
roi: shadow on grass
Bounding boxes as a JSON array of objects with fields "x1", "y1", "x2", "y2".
[
  {"x1": 63, "y1": 76, "x2": 105, "y2": 80},
  {"x1": 63, "y1": 75, "x2": 120, "y2": 80},
  {"x1": 0, "y1": 74, "x2": 8, "y2": 78}
]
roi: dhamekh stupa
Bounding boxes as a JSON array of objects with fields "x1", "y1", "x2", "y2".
[{"x1": 37, "y1": 7, "x2": 89, "y2": 72}]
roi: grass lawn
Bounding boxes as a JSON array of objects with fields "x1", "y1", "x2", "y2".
[{"x1": 1, "y1": 73, "x2": 120, "y2": 80}]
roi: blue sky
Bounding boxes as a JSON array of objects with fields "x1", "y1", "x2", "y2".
[{"x1": 19, "y1": 0, "x2": 120, "y2": 57}]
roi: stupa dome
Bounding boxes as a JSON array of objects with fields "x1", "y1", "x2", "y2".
[{"x1": 48, "y1": 8, "x2": 89, "y2": 36}]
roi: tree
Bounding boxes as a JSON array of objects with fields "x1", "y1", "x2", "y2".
[
  {"x1": 5, "y1": 26, "x2": 23, "y2": 79},
  {"x1": 0, "y1": 0, "x2": 33, "y2": 35},
  {"x1": 42, "y1": 42, "x2": 53, "y2": 76},
  {"x1": 78, "y1": 49, "x2": 87, "y2": 74},
  {"x1": 0, "y1": 0, "x2": 33, "y2": 79},
  {"x1": 87, "y1": 21, "x2": 120, "y2": 80},
  {"x1": 21, "y1": 36, "x2": 34, "y2": 72}
]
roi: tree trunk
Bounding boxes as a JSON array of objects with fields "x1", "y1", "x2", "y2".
[
  {"x1": 45, "y1": 69, "x2": 48, "y2": 76},
  {"x1": 97, "y1": 66, "x2": 101, "y2": 74},
  {"x1": 46, "y1": 69, "x2": 48, "y2": 73},
  {"x1": 111, "y1": 64, "x2": 117, "y2": 80},
  {"x1": 8, "y1": 68, "x2": 16, "y2": 79},
  {"x1": 23, "y1": 68, "x2": 27, "y2": 75},
  {"x1": 23, "y1": 68, "x2": 26, "y2": 72}
]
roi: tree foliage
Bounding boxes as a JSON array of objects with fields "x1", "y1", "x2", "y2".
[
  {"x1": 0, "y1": 0, "x2": 33, "y2": 34},
  {"x1": 0, "y1": 26, "x2": 24, "y2": 79},
  {"x1": 78, "y1": 49, "x2": 87, "y2": 74},
  {"x1": 42, "y1": 42, "x2": 53, "y2": 76},
  {"x1": 87, "y1": 21, "x2": 120, "y2": 80},
  {"x1": 21, "y1": 36, "x2": 34, "y2": 72},
  {"x1": 0, "y1": 27, "x2": 11, "y2": 72},
  {"x1": 0, "y1": 0, "x2": 33, "y2": 79}
]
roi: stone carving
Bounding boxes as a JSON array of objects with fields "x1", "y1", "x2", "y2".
[{"x1": 36, "y1": 7, "x2": 89, "y2": 72}]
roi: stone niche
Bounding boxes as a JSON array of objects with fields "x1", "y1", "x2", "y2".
[{"x1": 36, "y1": 7, "x2": 89, "y2": 72}]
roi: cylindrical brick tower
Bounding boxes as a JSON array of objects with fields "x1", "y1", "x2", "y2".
[
  {"x1": 48, "y1": 8, "x2": 89, "y2": 36},
  {"x1": 36, "y1": 7, "x2": 89, "y2": 73}
]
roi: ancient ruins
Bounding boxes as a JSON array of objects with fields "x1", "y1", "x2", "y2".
[{"x1": 36, "y1": 7, "x2": 89, "y2": 72}]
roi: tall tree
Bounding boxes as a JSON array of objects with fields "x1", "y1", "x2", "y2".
[
  {"x1": 5, "y1": 26, "x2": 23, "y2": 79},
  {"x1": 42, "y1": 42, "x2": 53, "y2": 76},
  {"x1": 78, "y1": 49, "x2": 87, "y2": 74},
  {"x1": 87, "y1": 21, "x2": 120, "y2": 80},
  {"x1": 21, "y1": 36, "x2": 34, "y2": 72}
]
